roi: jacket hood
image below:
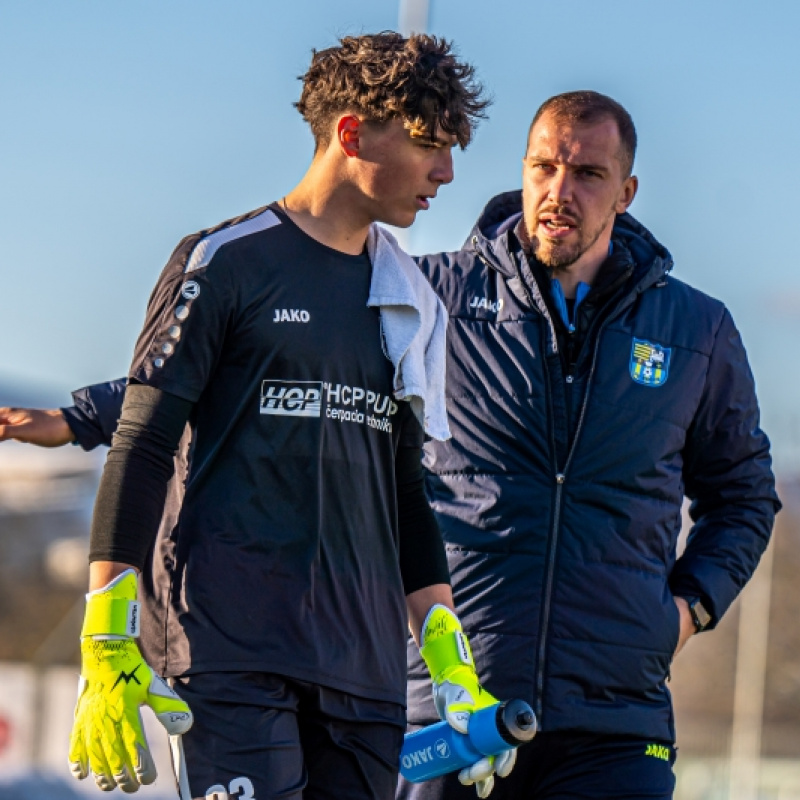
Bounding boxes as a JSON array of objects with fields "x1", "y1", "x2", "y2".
[{"x1": 465, "y1": 190, "x2": 674, "y2": 286}]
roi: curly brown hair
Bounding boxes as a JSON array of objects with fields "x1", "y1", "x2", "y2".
[{"x1": 295, "y1": 32, "x2": 489, "y2": 151}]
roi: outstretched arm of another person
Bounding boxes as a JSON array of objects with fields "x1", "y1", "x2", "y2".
[
  {"x1": 0, "y1": 378, "x2": 127, "y2": 450},
  {"x1": 63, "y1": 378, "x2": 128, "y2": 450},
  {"x1": 0, "y1": 406, "x2": 75, "y2": 446}
]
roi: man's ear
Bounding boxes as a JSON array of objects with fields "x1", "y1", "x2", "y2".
[
  {"x1": 337, "y1": 115, "x2": 361, "y2": 158},
  {"x1": 616, "y1": 175, "x2": 638, "y2": 213}
]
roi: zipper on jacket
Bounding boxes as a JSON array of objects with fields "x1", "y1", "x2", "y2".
[
  {"x1": 502, "y1": 242, "x2": 565, "y2": 722},
  {"x1": 535, "y1": 472, "x2": 565, "y2": 719},
  {"x1": 533, "y1": 298, "x2": 635, "y2": 725}
]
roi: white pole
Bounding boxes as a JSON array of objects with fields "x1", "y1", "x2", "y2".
[
  {"x1": 728, "y1": 538, "x2": 774, "y2": 800},
  {"x1": 398, "y1": 0, "x2": 430, "y2": 36},
  {"x1": 390, "y1": 0, "x2": 430, "y2": 253}
]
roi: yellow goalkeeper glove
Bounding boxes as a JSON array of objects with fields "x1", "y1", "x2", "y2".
[
  {"x1": 420, "y1": 604, "x2": 516, "y2": 798},
  {"x1": 68, "y1": 569, "x2": 193, "y2": 793}
]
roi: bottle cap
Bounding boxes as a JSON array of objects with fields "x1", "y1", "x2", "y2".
[{"x1": 496, "y1": 699, "x2": 537, "y2": 745}]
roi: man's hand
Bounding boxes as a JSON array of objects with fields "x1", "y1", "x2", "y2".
[
  {"x1": 673, "y1": 596, "x2": 695, "y2": 656},
  {"x1": 420, "y1": 605, "x2": 516, "y2": 798},
  {"x1": 69, "y1": 570, "x2": 192, "y2": 793},
  {"x1": 0, "y1": 407, "x2": 75, "y2": 447}
]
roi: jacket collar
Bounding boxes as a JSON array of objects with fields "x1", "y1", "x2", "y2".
[{"x1": 465, "y1": 190, "x2": 674, "y2": 295}]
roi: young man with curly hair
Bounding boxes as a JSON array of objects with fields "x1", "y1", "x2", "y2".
[{"x1": 51, "y1": 32, "x2": 498, "y2": 800}]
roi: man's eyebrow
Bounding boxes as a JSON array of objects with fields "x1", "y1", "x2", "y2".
[
  {"x1": 525, "y1": 156, "x2": 610, "y2": 173},
  {"x1": 571, "y1": 162, "x2": 610, "y2": 173}
]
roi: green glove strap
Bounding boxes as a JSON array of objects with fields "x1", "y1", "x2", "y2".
[
  {"x1": 80, "y1": 570, "x2": 140, "y2": 638},
  {"x1": 420, "y1": 605, "x2": 475, "y2": 679},
  {"x1": 421, "y1": 631, "x2": 475, "y2": 677},
  {"x1": 81, "y1": 598, "x2": 139, "y2": 638}
]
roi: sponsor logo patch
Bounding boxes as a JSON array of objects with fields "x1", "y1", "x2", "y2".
[
  {"x1": 260, "y1": 380, "x2": 323, "y2": 417},
  {"x1": 260, "y1": 378, "x2": 399, "y2": 434},
  {"x1": 630, "y1": 338, "x2": 671, "y2": 387},
  {"x1": 260, "y1": 378, "x2": 400, "y2": 434}
]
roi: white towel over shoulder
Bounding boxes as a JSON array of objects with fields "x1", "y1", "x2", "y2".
[{"x1": 366, "y1": 225, "x2": 450, "y2": 442}]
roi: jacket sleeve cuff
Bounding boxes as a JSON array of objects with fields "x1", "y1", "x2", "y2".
[
  {"x1": 63, "y1": 378, "x2": 128, "y2": 451},
  {"x1": 61, "y1": 404, "x2": 106, "y2": 452}
]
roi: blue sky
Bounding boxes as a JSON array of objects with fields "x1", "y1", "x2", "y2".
[{"x1": 1, "y1": 0, "x2": 799, "y2": 471}]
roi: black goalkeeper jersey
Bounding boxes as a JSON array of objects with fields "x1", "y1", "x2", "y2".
[{"x1": 128, "y1": 203, "x2": 422, "y2": 704}]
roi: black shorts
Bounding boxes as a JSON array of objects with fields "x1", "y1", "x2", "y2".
[
  {"x1": 396, "y1": 729, "x2": 677, "y2": 800},
  {"x1": 168, "y1": 672, "x2": 406, "y2": 800}
]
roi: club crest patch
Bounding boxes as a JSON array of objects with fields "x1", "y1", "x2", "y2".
[{"x1": 630, "y1": 338, "x2": 671, "y2": 387}]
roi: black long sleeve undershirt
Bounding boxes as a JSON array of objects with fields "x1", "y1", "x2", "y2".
[
  {"x1": 396, "y1": 446, "x2": 451, "y2": 595},
  {"x1": 89, "y1": 382, "x2": 191, "y2": 568},
  {"x1": 88, "y1": 383, "x2": 450, "y2": 593}
]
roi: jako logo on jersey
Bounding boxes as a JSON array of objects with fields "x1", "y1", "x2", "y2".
[
  {"x1": 630, "y1": 338, "x2": 671, "y2": 387},
  {"x1": 273, "y1": 308, "x2": 310, "y2": 323},
  {"x1": 260, "y1": 380, "x2": 322, "y2": 417},
  {"x1": 469, "y1": 296, "x2": 503, "y2": 313},
  {"x1": 644, "y1": 743, "x2": 671, "y2": 761},
  {"x1": 181, "y1": 281, "x2": 200, "y2": 300}
]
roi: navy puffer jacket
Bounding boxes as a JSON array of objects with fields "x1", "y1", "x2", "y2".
[{"x1": 406, "y1": 191, "x2": 779, "y2": 741}]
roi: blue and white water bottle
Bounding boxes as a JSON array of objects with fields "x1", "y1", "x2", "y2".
[{"x1": 400, "y1": 698, "x2": 537, "y2": 784}]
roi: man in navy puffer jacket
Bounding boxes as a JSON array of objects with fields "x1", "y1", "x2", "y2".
[
  {"x1": 0, "y1": 91, "x2": 779, "y2": 799},
  {"x1": 398, "y1": 91, "x2": 779, "y2": 799}
]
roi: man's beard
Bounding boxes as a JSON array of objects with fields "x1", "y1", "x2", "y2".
[{"x1": 528, "y1": 206, "x2": 616, "y2": 272}]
